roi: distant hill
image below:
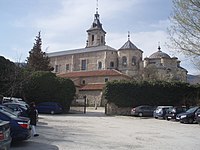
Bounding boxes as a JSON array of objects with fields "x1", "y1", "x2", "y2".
[{"x1": 187, "y1": 74, "x2": 200, "y2": 84}]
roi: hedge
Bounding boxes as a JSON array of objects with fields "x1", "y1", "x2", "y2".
[{"x1": 104, "y1": 80, "x2": 200, "y2": 107}]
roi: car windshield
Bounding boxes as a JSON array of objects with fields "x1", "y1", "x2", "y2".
[
  {"x1": 186, "y1": 107, "x2": 199, "y2": 113},
  {"x1": 156, "y1": 106, "x2": 173, "y2": 110},
  {"x1": 0, "y1": 105, "x2": 17, "y2": 115},
  {"x1": 0, "y1": 109, "x2": 18, "y2": 118},
  {"x1": 167, "y1": 107, "x2": 173, "y2": 111}
]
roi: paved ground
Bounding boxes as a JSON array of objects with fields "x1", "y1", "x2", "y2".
[{"x1": 11, "y1": 107, "x2": 200, "y2": 150}]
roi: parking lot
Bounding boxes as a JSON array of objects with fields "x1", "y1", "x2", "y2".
[{"x1": 11, "y1": 107, "x2": 200, "y2": 150}]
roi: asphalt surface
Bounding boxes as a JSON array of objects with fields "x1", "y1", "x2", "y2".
[{"x1": 11, "y1": 107, "x2": 200, "y2": 150}]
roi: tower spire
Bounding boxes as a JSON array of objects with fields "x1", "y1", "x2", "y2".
[
  {"x1": 158, "y1": 42, "x2": 161, "y2": 51},
  {"x1": 96, "y1": 0, "x2": 99, "y2": 14},
  {"x1": 86, "y1": 0, "x2": 106, "y2": 48},
  {"x1": 128, "y1": 31, "x2": 130, "y2": 41}
]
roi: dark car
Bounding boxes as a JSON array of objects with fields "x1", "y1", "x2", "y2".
[
  {"x1": 176, "y1": 106, "x2": 200, "y2": 124},
  {"x1": 3, "y1": 103, "x2": 29, "y2": 117},
  {"x1": 0, "y1": 119, "x2": 12, "y2": 150},
  {"x1": 154, "y1": 106, "x2": 173, "y2": 119},
  {"x1": 131, "y1": 105, "x2": 155, "y2": 117},
  {"x1": 165, "y1": 106, "x2": 187, "y2": 121},
  {"x1": 36, "y1": 102, "x2": 63, "y2": 114},
  {"x1": 195, "y1": 108, "x2": 200, "y2": 125},
  {"x1": 0, "y1": 105, "x2": 20, "y2": 116},
  {"x1": 0, "y1": 109, "x2": 31, "y2": 141}
]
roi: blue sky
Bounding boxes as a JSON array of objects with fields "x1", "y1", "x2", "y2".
[{"x1": 0, "y1": 0, "x2": 199, "y2": 75}]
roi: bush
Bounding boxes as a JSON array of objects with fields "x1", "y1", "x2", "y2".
[
  {"x1": 23, "y1": 71, "x2": 76, "y2": 112},
  {"x1": 104, "y1": 80, "x2": 200, "y2": 107}
]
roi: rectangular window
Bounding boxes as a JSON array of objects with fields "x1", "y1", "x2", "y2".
[
  {"x1": 105, "y1": 77, "x2": 109, "y2": 82},
  {"x1": 66, "y1": 64, "x2": 69, "y2": 71},
  {"x1": 101, "y1": 36, "x2": 104, "y2": 44},
  {"x1": 55, "y1": 65, "x2": 59, "y2": 73},
  {"x1": 81, "y1": 60, "x2": 87, "y2": 70}
]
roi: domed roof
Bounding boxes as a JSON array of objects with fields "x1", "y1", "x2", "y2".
[{"x1": 149, "y1": 46, "x2": 170, "y2": 59}]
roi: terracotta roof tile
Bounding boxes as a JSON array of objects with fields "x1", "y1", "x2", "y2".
[
  {"x1": 80, "y1": 84, "x2": 105, "y2": 91},
  {"x1": 58, "y1": 69, "x2": 130, "y2": 78}
]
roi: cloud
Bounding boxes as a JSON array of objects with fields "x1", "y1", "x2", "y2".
[
  {"x1": 1, "y1": 0, "x2": 197, "y2": 74},
  {"x1": 149, "y1": 19, "x2": 171, "y2": 30},
  {"x1": 107, "y1": 30, "x2": 170, "y2": 57},
  {"x1": 32, "y1": 0, "x2": 141, "y2": 52}
]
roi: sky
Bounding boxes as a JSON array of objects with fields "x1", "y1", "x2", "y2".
[{"x1": 0, "y1": 0, "x2": 199, "y2": 75}]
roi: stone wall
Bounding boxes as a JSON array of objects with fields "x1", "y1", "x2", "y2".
[
  {"x1": 79, "y1": 90, "x2": 103, "y2": 107},
  {"x1": 105, "y1": 102, "x2": 131, "y2": 116}
]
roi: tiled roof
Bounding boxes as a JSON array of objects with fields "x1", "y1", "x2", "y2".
[
  {"x1": 47, "y1": 45, "x2": 116, "y2": 57},
  {"x1": 119, "y1": 39, "x2": 139, "y2": 50},
  {"x1": 80, "y1": 84, "x2": 105, "y2": 91},
  {"x1": 58, "y1": 69, "x2": 130, "y2": 78}
]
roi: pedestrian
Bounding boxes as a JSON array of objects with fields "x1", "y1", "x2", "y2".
[
  {"x1": 28, "y1": 102, "x2": 39, "y2": 137},
  {"x1": 0, "y1": 95, "x2": 3, "y2": 104}
]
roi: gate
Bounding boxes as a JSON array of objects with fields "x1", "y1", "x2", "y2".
[{"x1": 70, "y1": 96, "x2": 87, "y2": 114}]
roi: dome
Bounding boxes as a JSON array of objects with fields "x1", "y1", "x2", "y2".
[{"x1": 149, "y1": 46, "x2": 170, "y2": 59}]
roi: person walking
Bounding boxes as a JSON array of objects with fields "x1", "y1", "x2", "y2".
[
  {"x1": 0, "y1": 95, "x2": 3, "y2": 104},
  {"x1": 28, "y1": 102, "x2": 39, "y2": 137}
]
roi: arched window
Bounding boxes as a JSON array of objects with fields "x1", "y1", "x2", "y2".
[
  {"x1": 92, "y1": 35, "x2": 94, "y2": 41},
  {"x1": 132, "y1": 56, "x2": 137, "y2": 65},
  {"x1": 122, "y1": 56, "x2": 127, "y2": 66},
  {"x1": 98, "y1": 61, "x2": 102, "y2": 70},
  {"x1": 110, "y1": 61, "x2": 114, "y2": 68},
  {"x1": 82, "y1": 80, "x2": 86, "y2": 85}
]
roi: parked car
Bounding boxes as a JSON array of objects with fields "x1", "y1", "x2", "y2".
[
  {"x1": 154, "y1": 106, "x2": 173, "y2": 119},
  {"x1": 0, "y1": 119, "x2": 12, "y2": 150},
  {"x1": 0, "y1": 105, "x2": 20, "y2": 116},
  {"x1": 2, "y1": 97, "x2": 29, "y2": 109},
  {"x1": 0, "y1": 109, "x2": 31, "y2": 141},
  {"x1": 165, "y1": 106, "x2": 187, "y2": 121},
  {"x1": 2, "y1": 97, "x2": 27, "y2": 105},
  {"x1": 131, "y1": 105, "x2": 156, "y2": 117},
  {"x1": 176, "y1": 106, "x2": 200, "y2": 124},
  {"x1": 36, "y1": 102, "x2": 63, "y2": 114},
  {"x1": 3, "y1": 103, "x2": 29, "y2": 117},
  {"x1": 195, "y1": 108, "x2": 200, "y2": 125}
]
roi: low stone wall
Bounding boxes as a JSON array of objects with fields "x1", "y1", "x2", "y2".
[{"x1": 105, "y1": 103, "x2": 131, "y2": 116}]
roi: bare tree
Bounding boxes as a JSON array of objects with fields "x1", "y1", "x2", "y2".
[{"x1": 168, "y1": 0, "x2": 200, "y2": 70}]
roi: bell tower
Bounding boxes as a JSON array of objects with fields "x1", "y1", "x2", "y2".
[{"x1": 86, "y1": 0, "x2": 106, "y2": 47}]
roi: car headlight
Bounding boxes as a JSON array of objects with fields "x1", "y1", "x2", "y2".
[{"x1": 180, "y1": 115, "x2": 187, "y2": 119}]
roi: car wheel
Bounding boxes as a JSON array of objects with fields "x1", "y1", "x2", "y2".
[
  {"x1": 138, "y1": 113, "x2": 143, "y2": 117},
  {"x1": 188, "y1": 118, "x2": 193, "y2": 124},
  {"x1": 50, "y1": 110, "x2": 55, "y2": 114}
]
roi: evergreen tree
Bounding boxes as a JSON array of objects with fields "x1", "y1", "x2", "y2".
[{"x1": 27, "y1": 32, "x2": 53, "y2": 71}]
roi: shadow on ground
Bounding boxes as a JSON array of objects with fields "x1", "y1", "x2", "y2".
[{"x1": 11, "y1": 141, "x2": 59, "y2": 150}]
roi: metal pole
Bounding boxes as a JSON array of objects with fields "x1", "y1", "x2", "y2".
[{"x1": 83, "y1": 95, "x2": 87, "y2": 114}]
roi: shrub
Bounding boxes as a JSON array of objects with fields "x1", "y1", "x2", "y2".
[
  {"x1": 23, "y1": 71, "x2": 76, "y2": 112},
  {"x1": 104, "y1": 80, "x2": 199, "y2": 107}
]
